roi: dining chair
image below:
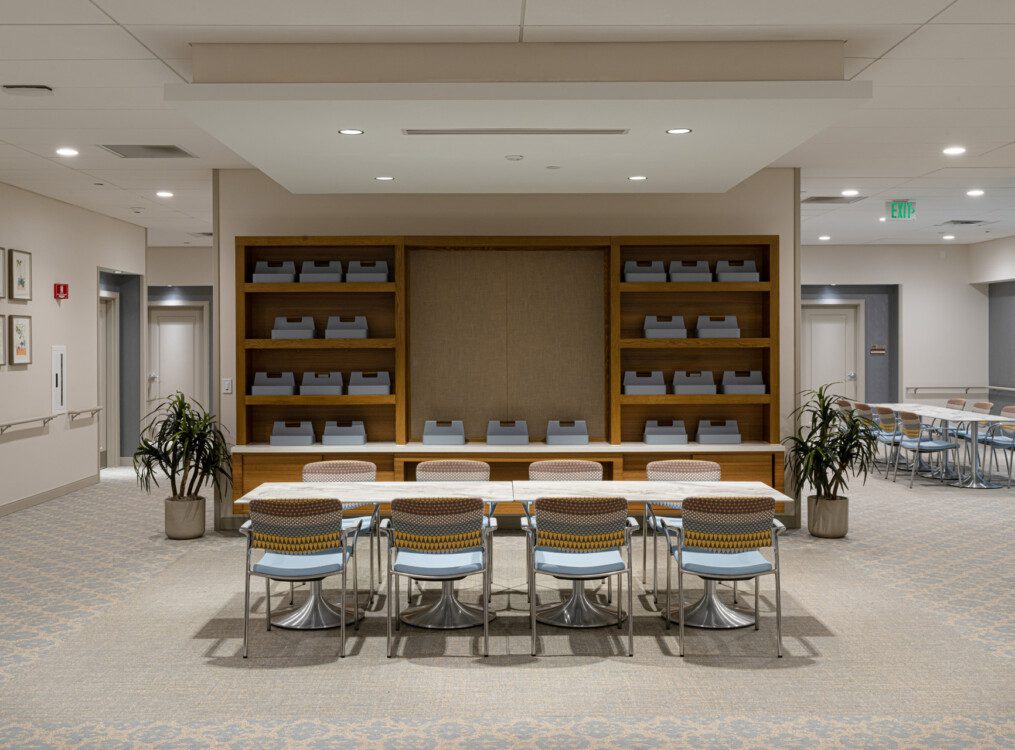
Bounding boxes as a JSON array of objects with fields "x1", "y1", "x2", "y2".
[
  {"x1": 383, "y1": 497, "x2": 490, "y2": 657},
  {"x1": 871, "y1": 406, "x2": 902, "y2": 476},
  {"x1": 643, "y1": 459, "x2": 722, "y2": 604},
  {"x1": 663, "y1": 496, "x2": 784, "y2": 657},
  {"x1": 983, "y1": 406, "x2": 1015, "y2": 486},
  {"x1": 527, "y1": 496, "x2": 634, "y2": 656},
  {"x1": 892, "y1": 411, "x2": 962, "y2": 488},
  {"x1": 242, "y1": 497, "x2": 360, "y2": 658}
]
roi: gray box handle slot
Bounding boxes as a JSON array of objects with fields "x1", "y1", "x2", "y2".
[{"x1": 423, "y1": 419, "x2": 466, "y2": 445}]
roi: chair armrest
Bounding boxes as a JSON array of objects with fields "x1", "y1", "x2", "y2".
[
  {"x1": 773, "y1": 518, "x2": 786, "y2": 534},
  {"x1": 626, "y1": 516, "x2": 640, "y2": 532},
  {"x1": 239, "y1": 519, "x2": 251, "y2": 536},
  {"x1": 379, "y1": 518, "x2": 391, "y2": 530},
  {"x1": 487, "y1": 517, "x2": 498, "y2": 532}
]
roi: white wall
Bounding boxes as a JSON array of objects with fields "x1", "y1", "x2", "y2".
[
  {"x1": 0, "y1": 183, "x2": 146, "y2": 509},
  {"x1": 146, "y1": 246, "x2": 215, "y2": 287},
  {"x1": 216, "y1": 166, "x2": 798, "y2": 439},
  {"x1": 800, "y1": 243, "x2": 988, "y2": 395},
  {"x1": 968, "y1": 236, "x2": 1015, "y2": 285}
]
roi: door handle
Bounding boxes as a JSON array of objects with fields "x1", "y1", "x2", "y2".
[
  {"x1": 148, "y1": 372, "x2": 159, "y2": 381},
  {"x1": 846, "y1": 371, "x2": 857, "y2": 381}
]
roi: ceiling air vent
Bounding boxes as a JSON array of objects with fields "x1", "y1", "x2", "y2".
[
  {"x1": 99, "y1": 144, "x2": 195, "y2": 159},
  {"x1": 801, "y1": 195, "x2": 865, "y2": 205},
  {"x1": 402, "y1": 128, "x2": 629, "y2": 136},
  {"x1": 190, "y1": 232, "x2": 213, "y2": 238},
  {"x1": 2, "y1": 84, "x2": 53, "y2": 96},
  {"x1": 938, "y1": 219, "x2": 992, "y2": 226}
]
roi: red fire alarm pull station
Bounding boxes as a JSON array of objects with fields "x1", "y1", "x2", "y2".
[{"x1": 54, "y1": 283, "x2": 69, "y2": 300}]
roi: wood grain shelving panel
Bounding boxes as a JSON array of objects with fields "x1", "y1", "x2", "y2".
[
  {"x1": 245, "y1": 338, "x2": 397, "y2": 350},
  {"x1": 620, "y1": 338, "x2": 771, "y2": 349},
  {"x1": 243, "y1": 282, "x2": 395, "y2": 294}
]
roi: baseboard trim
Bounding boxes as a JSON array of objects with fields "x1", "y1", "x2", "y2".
[{"x1": 0, "y1": 475, "x2": 100, "y2": 517}]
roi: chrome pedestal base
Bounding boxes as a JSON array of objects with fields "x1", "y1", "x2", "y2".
[
  {"x1": 400, "y1": 580, "x2": 492, "y2": 629},
  {"x1": 537, "y1": 580, "x2": 624, "y2": 628},
  {"x1": 666, "y1": 579, "x2": 754, "y2": 629},
  {"x1": 271, "y1": 580, "x2": 361, "y2": 630}
]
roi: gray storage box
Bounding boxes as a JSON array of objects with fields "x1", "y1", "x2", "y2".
[
  {"x1": 299, "y1": 260, "x2": 343, "y2": 283},
  {"x1": 668, "y1": 260, "x2": 713, "y2": 282},
  {"x1": 546, "y1": 420, "x2": 589, "y2": 445},
  {"x1": 347, "y1": 371, "x2": 391, "y2": 395},
  {"x1": 487, "y1": 420, "x2": 529, "y2": 445},
  {"x1": 423, "y1": 420, "x2": 466, "y2": 445},
  {"x1": 252, "y1": 260, "x2": 296, "y2": 283},
  {"x1": 644, "y1": 419, "x2": 689, "y2": 445},
  {"x1": 346, "y1": 260, "x2": 388, "y2": 282},
  {"x1": 716, "y1": 260, "x2": 760, "y2": 282},
  {"x1": 697, "y1": 419, "x2": 742, "y2": 445},
  {"x1": 270, "y1": 420, "x2": 315, "y2": 446},
  {"x1": 300, "y1": 371, "x2": 344, "y2": 395},
  {"x1": 271, "y1": 316, "x2": 315, "y2": 340},
  {"x1": 673, "y1": 370, "x2": 717, "y2": 395},
  {"x1": 644, "y1": 315, "x2": 687, "y2": 339},
  {"x1": 251, "y1": 371, "x2": 296, "y2": 396},
  {"x1": 695, "y1": 315, "x2": 740, "y2": 339},
  {"x1": 623, "y1": 260, "x2": 667, "y2": 282},
  {"x1": 623, "y1": 371, "x2": 667, "y2": 395},
  {"x1": 324, "y1": 315, "x2": 368, "y2": 339},
  {"x1": 322, "y1": 420, "x2": 367, "y2": 446},
  {"x1": 721, "y1": 370, "x2": 766, "y2": 394}
]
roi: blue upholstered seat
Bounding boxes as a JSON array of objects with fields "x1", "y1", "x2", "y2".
[
  {"x1": 899, "y1": 438, "x2": 958, "y2": 451},
  {"x1": 986, "y1": 434, "x2": 1014, "y2": 448},
  {"x1": 392, "y1": 549, "x2": 484, "y2": 577},
  {"x1": 252, "y1": 550, "x2": 347, "y2": 578},
  {"x1": 676, "y1": 549, "x2": 773, "y2": 578},
  {"x1": 533, "y1": 549, "x2": 626, "y2": 577}
]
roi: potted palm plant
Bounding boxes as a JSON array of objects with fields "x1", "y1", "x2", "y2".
[
  {"x1": 134, "y1": 392, "x2": 232, "y2": 539},
  {"x1": 784, "y1": 384, "x2": 878, "y2": 538}
]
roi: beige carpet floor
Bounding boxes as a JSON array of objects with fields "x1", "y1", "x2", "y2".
[{"x1": 0, "y1": 468, "x2": 1012, "y2": 748}]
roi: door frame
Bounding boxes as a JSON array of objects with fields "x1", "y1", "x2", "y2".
[
  {"x1": 800, "y1": 298, "x2": 866, "y2": 402},
  {"x1": 147, "y1": 300, "x2": 211, "y2": 409},
  {"x1": 98, "y1": 290, "x2": 120, "y2": 469}
]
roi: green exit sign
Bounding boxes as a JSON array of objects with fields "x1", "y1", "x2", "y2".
[{"x1": 887, "y1": 199, "x2": 916, "y2": 220}]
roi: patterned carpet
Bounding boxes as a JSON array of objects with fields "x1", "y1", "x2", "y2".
[{"x1": 0, "y1": 468, "x2": 1012, "y2": 749}]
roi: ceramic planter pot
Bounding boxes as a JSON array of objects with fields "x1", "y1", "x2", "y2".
[
  {"x1": 807, "y1": 495, "x2": 848, "y2": 538},
  {"x1": 165, "y1": 496, "x2": 206, "y2": 540}
]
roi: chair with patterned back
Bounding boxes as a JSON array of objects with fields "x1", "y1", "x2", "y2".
[
  {"x1": 242, "y1": 497, "x2": 360, "y2": 658},
  {"x1": 528, "y1": 496, "x2": 634, "y2": 656},
  {"x1": 663, "y1": 495, "x2": 783, "y2": 657},
  {"x1": 871, "y1": 406, "x2": 902, "y2": 475},
  {"x1": 891, "y1": 411, "x2": 961, "y2": 488},
  {"x1": 985, "y1": 406, "x2": 1015, "y2": 488},
  {"x1": 947, "y1": 398, "x2": 967, "y2": 411},
  {"x1": 384, "y1": 497, "x2": 490, "y2": 656},
  {"x1": 302, "y1": 460, "x2": 379, "y2": 603},
  {"x1": 642, "y1": 460, "x2": 722, "y2": 603},
  {"x1": 959, "y1": 401, "x2": 995, "y2": 470}
]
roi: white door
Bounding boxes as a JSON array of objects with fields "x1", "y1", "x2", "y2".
[
  {"x1": 148, "y1": 307, "x2": 208, "y2": 410},
  {"x1": 98, "y1": 295, "x2": 119, "y2": 467},
  {"x1": 801, "y1": 305, "x2": 863, "y2": 401}
]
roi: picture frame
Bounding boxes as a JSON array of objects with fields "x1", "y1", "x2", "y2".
[
  {"x1": 0, "y1": 248, "x2": 5, "y2": 299},
  {"x1": 9, "y1": 315, "x2": 31, "y2": 365},
  {"x1": 0, "y1": 315, "x2": 5, "y2": 366},
  {"x1": 9, "y1": 249, "x2": 32, "y2": 301}
]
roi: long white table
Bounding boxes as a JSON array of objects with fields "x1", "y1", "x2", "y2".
[{"x1": 875, "y1": 403, "x2": 1014, "y2": 489}]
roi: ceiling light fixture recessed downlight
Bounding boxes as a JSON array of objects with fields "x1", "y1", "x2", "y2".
[
  {"x1": 55, "y1": 147, "x2": 78, "y2": 157},
  {"x1": 942, "y1": 234, "x2": 956, "y2": 240},
  {"x1": 666, "y1": 128, "x2": 692, "y2": 135},
  {"x1": 156, "y1": 191, "x2": 173, "y2": 198},
  {"x1": 375, "y1": 176, "x2": 394, "y2": 181},
  {"x1": 505, "y1": 155, "x2": 524, "y2": 161},
  {"x1": 338, "y1": 129, "x2": 363, "y2": 135},
  {"x1": 841, "y1": 189, "x2": 860, "y2": 197},
  {"x1": 818, "y1": 235, "x2": 831, "y2": 241},
  {"x1": 879, "y1": 217, "x2": 887, "y2": 222},
  {"x1": 966, "y1": 189, "x2": 985, "y2": 197},
  {"x1": 943, "y1": 146, "x2": 966, "y2": 156},
  {"x1": 628, "y1": 175, "x2": 647, "y2": 181}
]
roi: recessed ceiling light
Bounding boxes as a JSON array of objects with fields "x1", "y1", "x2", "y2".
[
  {"x1": 505, "y1": 154, "x2": 524, "y2": 161},
  {"x1": 879, "y1": 217, "x2": 887, "y2": 222},
  {"x1": 338, "y1": 129, "x2": 363, "y2": 135},
  {"x1": 546, "y1": 165, "x2": 561, "y2": 170},
  {"x1": 55, "y1": 147, "x2": 78, "y2": 157},
  {"x1": 943, "y1": 146, "x2": 966, "y2": 156},
  {"x1": 942, "y1": 234, "x2": 955, "y2": 240},
  {"x1": 966, "y1": 188, "x2": 985, "y2": 197},
  {"x1": 666, "y1": 128, "x2": 692, "y2": 135},
  {"x1": 628, "y1": 175, "x2": 647, "y2": 181},
  {"x1": 818, "y1": 235, "x2": 831, "y2": 241},
  {"x1": 156, "y1": 190, "x2": 173, "y2": 198},
  {"x1": 375, "y1": 176, "x2": 394, "y2": 181},
  {"x1": 841, "y1": 189, "x2": 860, "y2": 197}
]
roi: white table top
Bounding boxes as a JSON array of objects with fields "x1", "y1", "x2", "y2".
[
  {"x1": 233, "y1": 480, "x2": 794, "y2": 513},
  {"x1": 874, "y1": 403, "x2": 1015, "y2": 423},
  {"x1": 231, "y1": 441, "x2": 784, "y2": 455}
]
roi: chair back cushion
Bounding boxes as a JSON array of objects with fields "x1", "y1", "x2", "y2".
[
  {"x1": 947, "y1": 399, "x2": 967, "y2": 410},
  {"x1": 415, "y1": 460, "x2": 491, "y2": 482},
  {"x1": 647, "y1": 459, "x2": 721, "y2": 482},
  {"x1": 971, "y1": 402, "x2": 994, "y2": 415},
  {"x1": 872, "y1": 407, "x2": 897, "y2": 432},
  {"x1": 249, "y1": 498, "x2": 344, "y2": 554},
  {"x1": 390, "y1": 497, "x2": 484, "y2": 553},
  {"x1": 528, "y1": 459, "x2": 603, "y2": 481},
  {"x1": 534, "y1": 496, "x2": 626, "y2": 552},
  {"x1": 999, "y1": 406, "x2": 1015, "y2": 436},
  {"x1": 681, "y1": 496, "x2": 774, "y2": 553},
  {"x1": 302, "y1": 460, "x2": 376, "y2": 482},
  {"x1": 898, "y1": 411, "x2": 923, "y2": 439}
]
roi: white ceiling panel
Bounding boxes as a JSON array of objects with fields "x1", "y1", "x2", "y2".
[
  {"x1": 127, "y1": 25, "x2": 521, "y2": 60},
  {"x1": 857, "y1": 58, "x2": 1015, "y2": 86},
  {"x1": 523, "y1": 1, "x2": 951, "y2": 26},
  {"x1": 887, "y1": 24, "x2": 1015, "y2": 59},
  {"x1": 92, "y1": 1, "x2": 522, "y2": 26},
  {"x1": 0, "y1": 60, "x2": 183, "y2": 87},
  {"x1": 861, "y1": 85, "x2": 1015, "y2": 111},
  {"x1": 804, "y1": 126, "x2": 1015, "y2": 145},
  {"x1": 0, "y1": 0, "x2": 112, "y2": 24},
  {"x1": 905, "y1": 167, "x2": 1015, "y2": 188},
  {"x1": 0, "y1": 108, "x2": 197, "y2": 129},
  {"x1": 844, "y1": 58, "x2": 875, "y2": 78},
  {"x1": 80, "y1": 168, "x2": 212, "y2": 189},
  {"x1": 0, "y1": 86, "x2": 170, "y2": 110},
  {"x1": 833, "y1": 107, "x2": 1015, "y2": 129},
  {"x1": 0, "y1": 26, "x2": 153, "y2": 61},
  {"x1": 934, "y1": 0, "x2": 1015, "y2": 24}
]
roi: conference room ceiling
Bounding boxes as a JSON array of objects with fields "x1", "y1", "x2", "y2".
[{"x1": 0, "y1": 0, "x2": 1013, "y2": 246}]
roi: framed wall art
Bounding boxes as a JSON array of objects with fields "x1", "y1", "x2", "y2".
[
  {"x1": 0, "y1": 248, "x2": 6, "y2": 299},
  {"x1": 9, "y1": 315, "x2": 31, "y2": 365},
  {"x1": 9, "y1": 249, "x2": 32, "y2": 301},
  {"x1": 0, "y1": 315, "x2": 5, "y2": 365}
]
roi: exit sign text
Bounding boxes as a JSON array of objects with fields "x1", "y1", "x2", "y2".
[{"x1": 887, "y1": 200, "x2": 916, "y2": 220}]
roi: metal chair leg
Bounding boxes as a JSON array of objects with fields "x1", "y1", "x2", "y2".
[
  {"x1": 677, "y1": 565, "x2": 685, "y2": 657},
  {"x1": 289, "y1": 581, "x2": 295, "y2": 606},
  {"x1": 909, "y1": 450, "x2": 918, "y2": 489},
  {"x1": 395, "y1": 572, "x2": 401, "y2": 631},
  {"x1": 617, "y1": 573, "x2": 623, "y2": 629},
  {"x1": 340, "y1": 567, "x2": 347, "y2": 658},
  {"x1": 386, "y1": 566, "x2": 393, "y2": 658},
  {"x1": 265, "y1": 578, "x2": 272, "y2": 631},
  {"x1": 641, "y1": 508, "x2": 648, "y2": 580},
  {"x1": 754, "y1": 577, "x2": 760, "y2": 631},
  {"x1": 775, "y1": 568, "x2": 783, "y2": 658},
  {"x1": 627, "y1": 564, "x2": 634, "y2": 657},
  {"x1": 243, "y1": 568, "x2": 251, "y2": 659},
  {"x1": 483, "y1": 568, "x2": 490, "y2": 657},
  {"x1": 733, "y1": 580, "x2": 738, "y2": 604},
  {"x1": 665, "y1": 550, "x2": 671, "y2": 630},
  {"x1": 652, "y1": 527, "x2": 659, "y2": 605},
  {"x1": 353, "y1": 546, "x2": 360, "y2": 631},
  {"x1": 487, "y1": 533, "x2": 494, "y2": 605},
  {"x1": 607, "y1": 576, "x2": 612, "y2": 604},
  {"x1": 529, "y1": 567, "x2": 537, "y2": 657}
]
